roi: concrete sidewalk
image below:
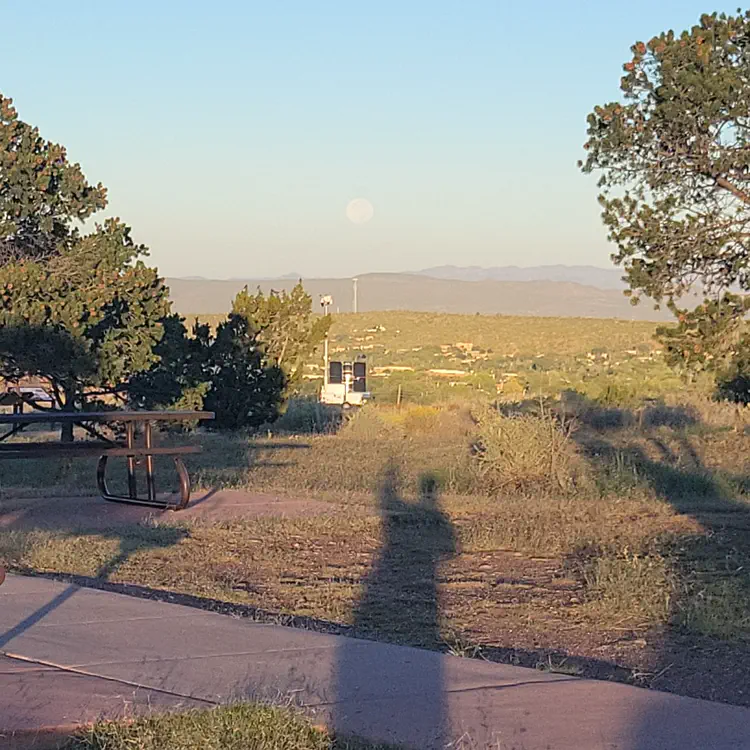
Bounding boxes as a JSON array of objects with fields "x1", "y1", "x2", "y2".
[{"x1": 2, "y1": 574, "x2": 750, "y2": 750}]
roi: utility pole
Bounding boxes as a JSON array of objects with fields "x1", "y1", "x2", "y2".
[
  {"x1": 320, "y1": 295, "x2": 333, "y2": 389},
  {"x1": 352, "y1": 277, "x2": 358, "y2": 313}
]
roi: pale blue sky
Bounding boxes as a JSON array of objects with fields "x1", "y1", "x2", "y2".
[{"x1": 3, "y1": 1, "x2": 738, "y2": 279}]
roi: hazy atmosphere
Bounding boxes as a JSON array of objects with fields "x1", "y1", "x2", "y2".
[{"x1": 3, "y1": 0, "x2": 737, "y2": 279}]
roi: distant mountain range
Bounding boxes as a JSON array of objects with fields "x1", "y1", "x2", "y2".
[
  {"x1": 416, "y1": 264, "x2": 625, "y2": 289},
  {"x1": 166, "y1": 268, "x2": 671, "y2": 321}
]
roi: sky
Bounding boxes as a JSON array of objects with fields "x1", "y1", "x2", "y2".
[{"x1": 2, "y1": 1, "x2": 741, "y2": 279}]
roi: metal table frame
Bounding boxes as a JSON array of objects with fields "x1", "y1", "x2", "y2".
[{"x1": 0, "y1": 410, "x2": 214, "y2": 510}]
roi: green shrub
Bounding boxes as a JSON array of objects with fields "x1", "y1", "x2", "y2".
[
  {"x1": 400, "y1": 405, "x2": 442, "y2": 435},
  {"x1": 272, "y1": 398, "x2": 342, "y2": 434},
  {"x1": 594, "y1": 381, "x2": 641, "y2": 408},
  {"x1": 340, "y1": 406, "x2": 398, "y2": 440},
  {"x1": 559, "y1": 388, "x2": 631, "y2": 429},
  {"x1": 593, "y1": 450, "x2": 645, "y2": 496},
  {"x1": 639, "y1": 401, "x2": 698, "y2": 429}
]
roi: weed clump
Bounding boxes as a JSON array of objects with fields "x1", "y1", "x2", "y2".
[
  {"x1": 272, "y1": 398, "x2": 343, "y2": 434},
  {"x1": 472, "y1": 407, "x2": 580, "y2": 493}
]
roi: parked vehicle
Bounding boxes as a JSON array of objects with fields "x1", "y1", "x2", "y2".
[{"x1": 320, "y1": 360, "x2": 371, "y2": 408}]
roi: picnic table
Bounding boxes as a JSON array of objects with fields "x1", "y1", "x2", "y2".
[{"x1": 0, "y1": 410, "x2": 214, "y2": 510}]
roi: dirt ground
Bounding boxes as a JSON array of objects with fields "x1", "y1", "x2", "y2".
[{"x1": 4, "y1": 486, "x2": 750, "y2": 708}]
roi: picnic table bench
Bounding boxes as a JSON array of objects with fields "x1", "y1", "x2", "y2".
[{"x1": 0, "y1": 410, "x2": 214, "y2": 510}]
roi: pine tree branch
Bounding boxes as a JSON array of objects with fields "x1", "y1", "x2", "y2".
[{"x1": 715, "y1": 176, "x2": 750, "y2": 205}]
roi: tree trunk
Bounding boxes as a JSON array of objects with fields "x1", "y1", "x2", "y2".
[
  {"x1": 61, "y1": 420, "x2": 74, "y2": 443},
  {"x1": 60, "y1": 388, "x2": 75, "y2": 443}
]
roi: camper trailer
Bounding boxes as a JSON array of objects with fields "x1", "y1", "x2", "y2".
[
  {"x1": 318, "y1": 293, "x2": 370, "y2": 407},
  {"x1": 320, "y1": 359, "x2": 371, "y2": 407}
]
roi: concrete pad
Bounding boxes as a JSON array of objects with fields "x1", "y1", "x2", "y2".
[
  {"x1": 324, "y1": 673, "x2": 750, "y2": 750},
  {"x1": 2, "y1": 574, "x2": 750, "y2": 750},
  {"x1": 54, "y1": 641, "x2": 576, "y2": 708},
  {"x1": 0, "y1": 496, "x2": 158, "y2": 531},
  {"x1": 0, "y1": 576, "x2": 64, "y2": 597},
  {"x1": 0, "y1": 655, "x2": 208, "y2": 750},
  {"x1": 0, "y1": 655, "x2": 57, "y2": 675},
  {"x1": 0, "y1": 579, "x2": 215, "y2": 629}
]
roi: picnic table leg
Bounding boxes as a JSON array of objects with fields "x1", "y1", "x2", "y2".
[
  {"x1": 126, "y1": 422, "x2": 138, "y2": 500},
  {"x1": 144, "y1": 420, "x2": 157, "y2": 503},
  {"x1": 173, "y1": 457, "x2": 191, "y2": 510},
  {"x1": 95, "y1": 434, "x2": 192, "y2": 511}
]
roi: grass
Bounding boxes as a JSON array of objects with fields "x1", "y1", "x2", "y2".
[
  {"x1": 581, "y1": 552, "x2": 675, "y2": 626},
  {"x1": 472, "y1": 406, "x2": 581, "y2": 493},
  {"x1": 64, "y1": 704, "x2": 397, "y2": 750},
  {"x1": 273, "y1": 398, "x2": 343, "y2": 434},
  {"x1": 186, "y1": 406, "x2": 481, "y2": 497},
  {"x1": 0, "y1": 493, "x2": 694, "y2": 631},
  {"x1": 4, "y1": 390, "x2": 750, "y2": 704},
  {"x1": 328, "y1": 312, "x2": 660, "y2": 359},
  {"x1": 676, "y1": 578, "x2": 750, "y2": 640},
  {"x1": 190, "y1": 311, "x2": 661, "y2": 358},
  {"x1": 325, "y1": 312, "x2": 684, "y2": 406}
]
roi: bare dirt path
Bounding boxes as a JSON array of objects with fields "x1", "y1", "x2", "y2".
[{"x1": 0, "y1": 489, "x2": 342, "y2": 532}]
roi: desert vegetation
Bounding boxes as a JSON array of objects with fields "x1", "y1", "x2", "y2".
[
  {"x1": 7, "y1": 8, "x2": 750, "y2": 727},
  {"x1": 4, "y1": 384, "x2": 750, "y2": 705},
  {"x1": 188, "y1": 310, "x2": 680, "y2": 408}
]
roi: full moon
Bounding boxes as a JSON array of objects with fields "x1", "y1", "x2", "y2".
[{"x1": 346, "y1": 198, "x2": 374, "y2": 224}]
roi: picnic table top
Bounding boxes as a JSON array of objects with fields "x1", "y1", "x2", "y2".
[{"x1": 0, "y1": 410, "x2": 214, "y2": 425}]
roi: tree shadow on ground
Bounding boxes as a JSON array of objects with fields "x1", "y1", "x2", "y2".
[
  {"x1": 0, "y1": 523, "x2": 186, "y2": 648},
  {"x1": 332, "y1": 462, "x2": 456, "y2": 747},
  {"x1": 0, "y1": 432, "x2": 312, "y2": 508},
  {"x1": 568, "y1": 392, "x2": 750, "y2": 716},
  {"x1": 181, "y1": 433, "x2": 312, "y2": 489}
]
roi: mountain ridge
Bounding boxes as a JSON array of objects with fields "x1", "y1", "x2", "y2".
[
  {"x1": 166, "y1": 272, "x2": 671, "y2": 322},
  {"x1": 415, "y1": 264, "x2": 625, "y2": 288}
]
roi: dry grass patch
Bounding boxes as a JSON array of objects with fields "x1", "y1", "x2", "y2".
[
  {"x1": 457, "y1": 492, "x2": 698, "y2": 557},
  {"x1": 190, "y1": 408, "x2": 481, "y2": 498},
  {"x1": 472, "y1": 407, "x2": 583, "y2": 493},
  {"x1": 582, "y1": 553, "x2": 675, "y2": 628}
]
